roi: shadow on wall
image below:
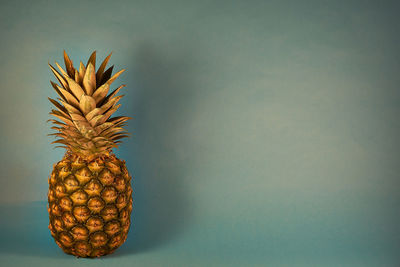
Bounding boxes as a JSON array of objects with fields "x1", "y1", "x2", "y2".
[{"x1": 118, "y1": 43, "x2": 199, "y2": 255}]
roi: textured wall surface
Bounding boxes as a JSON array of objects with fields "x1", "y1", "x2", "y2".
[{"x1": 0, "y1": 0, "x2": 399, "y2": 266}]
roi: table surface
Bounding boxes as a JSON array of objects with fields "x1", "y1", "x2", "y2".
[{"x1": 0, "y1": 201, "x2": 398, "y2": 267}]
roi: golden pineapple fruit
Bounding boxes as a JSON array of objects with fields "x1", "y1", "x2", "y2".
[{"x1": 47, "y1": 51, "x2": 132, "y2": 257}]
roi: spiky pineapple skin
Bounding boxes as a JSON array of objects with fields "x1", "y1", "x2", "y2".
[{"x1": 48, "y1": 153, "x2": 132, "y2": 257}]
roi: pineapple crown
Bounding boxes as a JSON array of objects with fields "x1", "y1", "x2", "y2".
[{"x1": 48, "y1": 50, "x2": 131, "y2": 159}]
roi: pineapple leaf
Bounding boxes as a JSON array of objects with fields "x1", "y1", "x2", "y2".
[
  {"x1": 110, "y1": 134, "x2": 130, "y2": 141},
  {"x1": 85, "y1": 108, "x2": 101, "y2": 121},
  {"x1": 99, "y1": 65, "x2": 114, "y2": 85},
  {"x1": 98, "y1": 105, "x2": 121, "y2": 125},
  {"x1": 50, "y1": 126, "x2": 64, "y2": 131},
  {"x1": 49, "y1": 63, "x2": 68, "y2": 89},
  {"x1": 47, "y1": 119, "x2": 67, "y2": 127},
  {"x1": 96, "y1": 52, "x2": 112, "y2": 84},
  {"x1": 90, "y1": 115, "x2": 104, "y2": 127},
  {"x1": 73, "y1": 120, "x2": 95, "y2": 139},
  {"x1": 107, "y1": 116, "x2": 132, "y2": 124},
  {"x1": 78, "y1": 61, "x2": 86, "y2": 83},
  {"x1": 60, "y1": 100, "x2": 82, "y2": 115},
  {"x1": 101, "y1": 127, "x2": 126, "y2": 138},
  {"x1": 55, "y1": 62, "x2": 68, "y2": 77},
  {"x1": 94, "y1": 122, "x2": 114, "y2": 135},
  {"x1": 57, "y1": 85, "x2": 80, "y2": 109},
  {"x1": 54, "y1": 145, "x2": 68, "y2": 149},
  {"x1": 74, "y1": 69, "x2": 79, "y2": 83},
  {"x1": 63, "y1": 50, "x2": 75, "y2": 77},
  {"x1": 51, "y1": 139, "x2": 69, "y2": 145},
  {"x1": 64, "y1": 76, "x2": 85, "y2": 100},
  {"x1": 99, "y1": 95, "x2": 124, "y2": 114},
  {"x1": 79, "y1": 95, "x2": 96, "y2": 115},
  {"x1": 49, "y1": 112, "x2": 74, "y2": 126},
  {"x1": 83, "y1": 62, "x2": 96, "y2": 95},
  {"x1": 50, "y1": 109, "x2": 70, "y2": 121},
  {"x1": 48, "y1": 97, "x2": 68, "y2": 114},
  {"x1": 105, "y1": 69, "x2": 125, "y2": 86},
  {"x1": 94, "y1": 140, "x2": 113, "y2": 147},
  {"x1": 50, "y1": 81, "x2": 67, "y2": 102},
  {"x1": 86, "y1": 51, "x2": 96, "y2": 69},
  {"x1": 99, "y1": 84, "x2": 125, "y2": 106},
  {"x1": 92, "y1": 83, "x2": 110, "y2": 104},
  {"x1": 92, "y1": 136, "x2": 107, "y2": 143},
  {"x1": 70, "y1": 113, "x2": 87, "y2": 122}
]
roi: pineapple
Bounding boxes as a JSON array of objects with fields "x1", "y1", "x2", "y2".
[{"x1": 47, "y1": 51, "x2": 132, "y2": 257}]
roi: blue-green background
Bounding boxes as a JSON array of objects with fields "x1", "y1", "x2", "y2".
[{"x1": 1, "y1": 0, "x2": 399, "y2": 266}]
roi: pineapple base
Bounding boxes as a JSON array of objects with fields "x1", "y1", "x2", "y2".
[{"x1": 48, "y1": 152, "x2": 132, "y2": 257}]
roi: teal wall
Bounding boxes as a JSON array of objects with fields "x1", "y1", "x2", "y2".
[{"x1": 0, "y1": 0, "x2": 399, "y2": 265}]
